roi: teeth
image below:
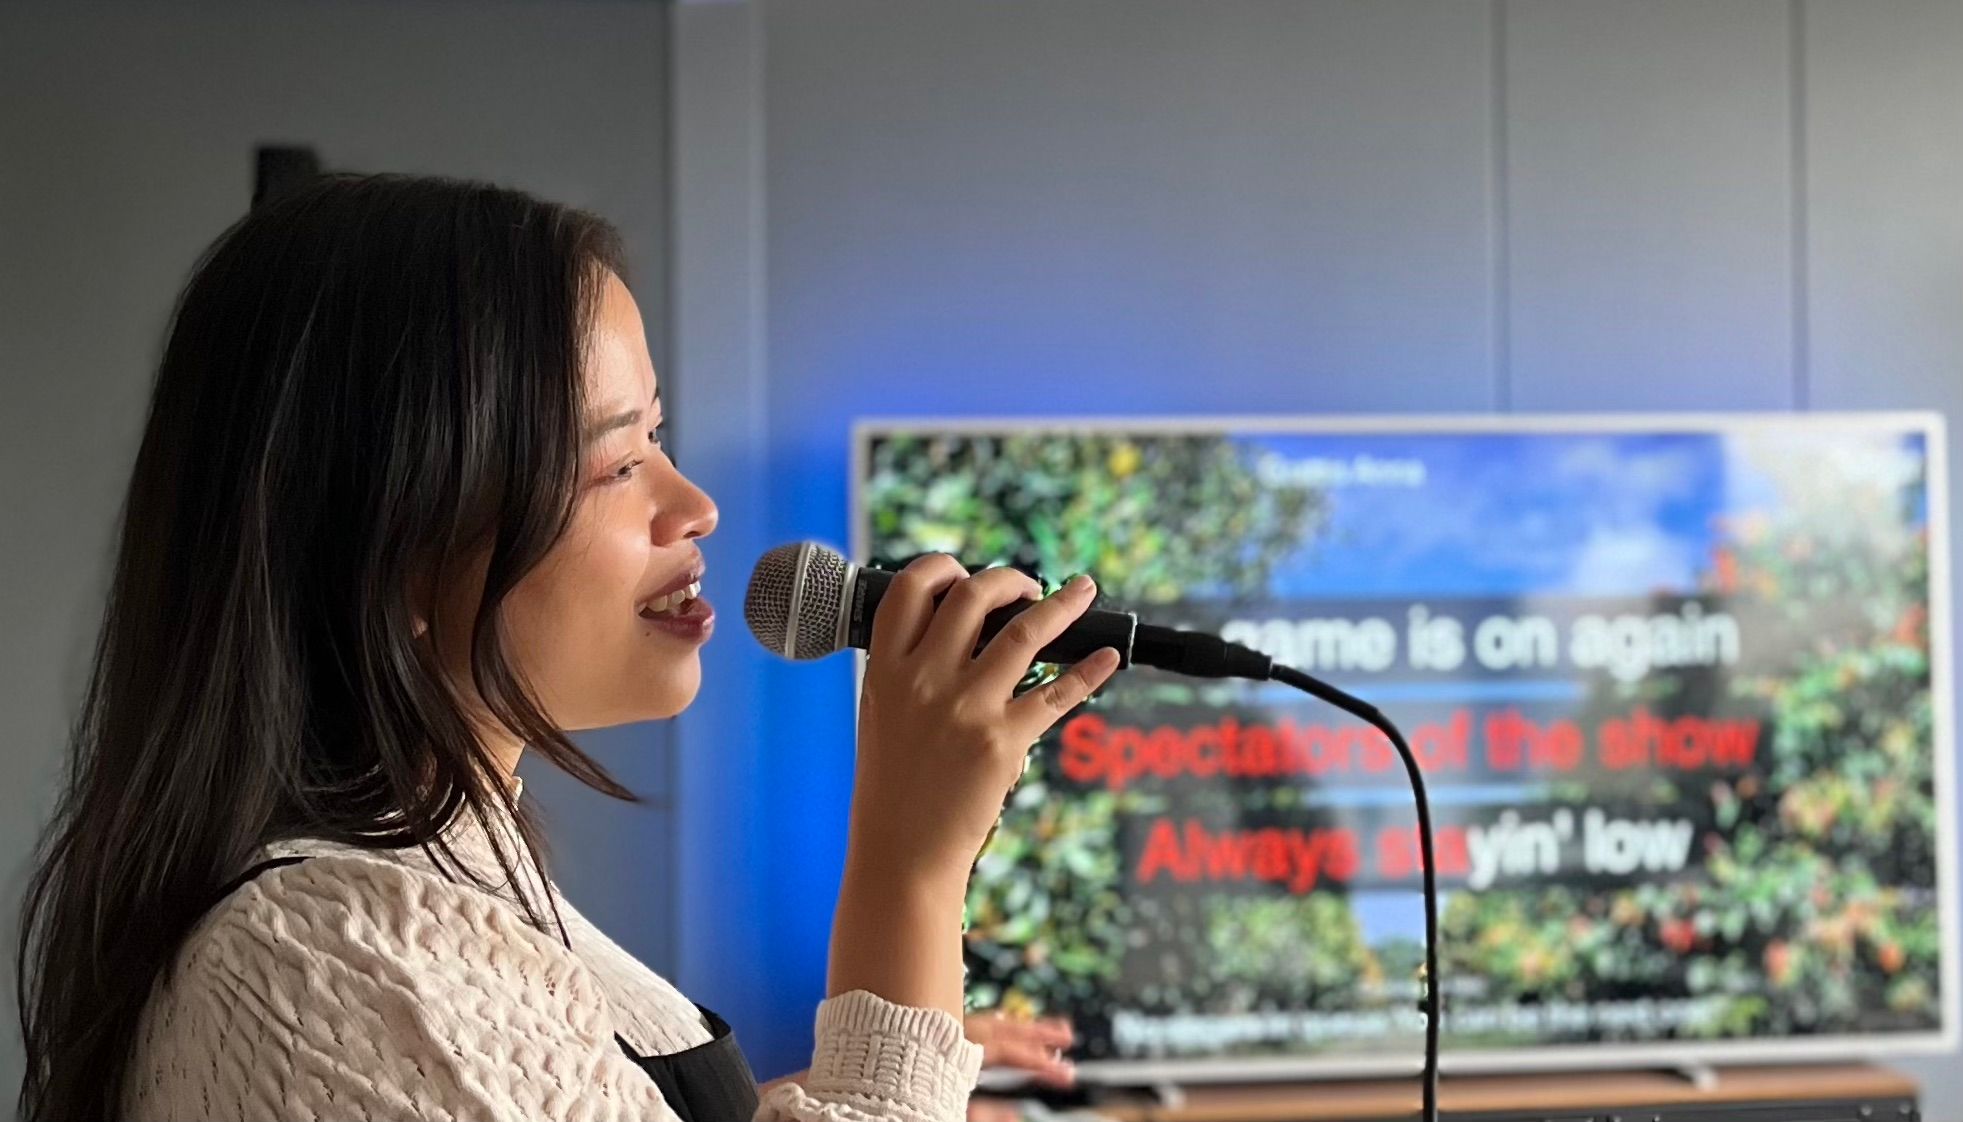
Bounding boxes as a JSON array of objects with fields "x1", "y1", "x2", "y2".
[{"x1": 641, "y1": 579, "x2": 703, "y2": 618}]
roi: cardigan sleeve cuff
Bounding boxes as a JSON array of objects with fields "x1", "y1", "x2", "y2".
[{"x1": 787, "y1": 990, "x2": 983, "y2": 1122}]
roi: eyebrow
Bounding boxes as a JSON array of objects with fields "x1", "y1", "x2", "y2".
[{"x1": 585, "y1": 387, "x2": 661, "y2": 444}]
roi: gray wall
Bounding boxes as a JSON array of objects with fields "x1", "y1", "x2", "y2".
[
  {"x1": 0, "y1": 1, "x2": 672, "y2": 1103},
  {"x1": 670, "y1": 0, "x2": 1963, "y2": 1099}
]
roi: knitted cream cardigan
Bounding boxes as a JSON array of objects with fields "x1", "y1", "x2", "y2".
[{"x1": 125, "y1": 794, "x2": 982, "y2": 1122}]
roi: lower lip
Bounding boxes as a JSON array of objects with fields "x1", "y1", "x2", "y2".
[{"x1": 640, "y1": 594, "x2": 715, "y2": 643}]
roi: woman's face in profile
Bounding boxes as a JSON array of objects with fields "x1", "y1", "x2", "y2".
[{"x1": 457, "y1": 272, "x2": 720, "y2": 734}]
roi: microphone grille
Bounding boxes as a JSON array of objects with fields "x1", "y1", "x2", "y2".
[{"x1": 745, "y1": 542, "x2": 851, "y2": 660}]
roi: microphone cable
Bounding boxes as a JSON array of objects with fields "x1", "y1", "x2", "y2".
[{"x1": 1268, "y1": 662, "x2": 1440, "y2": 1122}]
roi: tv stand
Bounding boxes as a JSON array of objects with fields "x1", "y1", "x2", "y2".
[
  {"x1": 1144, "y1": 1080, "x2": 1187, "y2": 1110},
  {"x1": 1031, "y1": 1062, "x2": 1917, "y2": 1121},
  {"x1": 1667, "y1": 1060, "x2": 1720, "y2": 1092}
]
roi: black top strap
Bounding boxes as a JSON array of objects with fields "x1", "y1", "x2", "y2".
[
  {"x1": 616, "y1": 1006, "x2": 761, "y2": 1122},
  {"x1": 205, "y1": 855, "x2": 311, "y2": 916}
]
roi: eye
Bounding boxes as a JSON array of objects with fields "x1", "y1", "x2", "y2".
[{"x1": 602, "y1": 458, "x2": 644, "y2": 486}]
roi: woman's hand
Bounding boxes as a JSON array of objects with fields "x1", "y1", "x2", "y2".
[
  {"x1": 966, "y1": 1012, "x2": 1077, "y2": 1087},
  {"x1": 829, "y1": 556, "x2": 1121, "y2": 1018},
  {"x1": 849, "y1": 557, "x2": 1119, "y2": 888}
]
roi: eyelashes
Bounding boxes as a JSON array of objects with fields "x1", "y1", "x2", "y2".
[{"x1": 600, "y1": 424, "x2": 671, "y2": 486}]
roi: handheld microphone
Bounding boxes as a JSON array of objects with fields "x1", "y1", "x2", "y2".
[{"x1": 743, "y1": 542, "x2": 1273, "y2": 679}]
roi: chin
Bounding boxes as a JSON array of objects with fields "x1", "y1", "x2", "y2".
[
  {"x1": 639, "y1": 657, "x2": 703, "y2": 720},
  {"x1": 563, "y1": 653, "x2": 702, "y2": 729}
]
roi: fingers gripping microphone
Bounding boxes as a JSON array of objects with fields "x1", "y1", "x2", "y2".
[{"x1": 743, "y1": 542, "x2": 1274, "y2": 679}]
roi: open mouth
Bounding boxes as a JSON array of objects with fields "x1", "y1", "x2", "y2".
[{"x1": 638, "y1": 578, "x2": 704, "y2": 620}]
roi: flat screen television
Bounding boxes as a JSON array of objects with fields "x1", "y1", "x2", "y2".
[{"x1": 852, "y1": 414, "x2": 1958, "y2": 1081}]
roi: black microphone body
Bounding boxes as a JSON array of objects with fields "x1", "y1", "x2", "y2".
[
  {"x1": 748, "y1": 543, "x2": 1274, "y2": 679},
  {"x1": 843, "y1": 565, "x2": 1146, "y2": 668},
  {"x1": 850, "y1": 564, "x2": 1274, "y2": 679}
]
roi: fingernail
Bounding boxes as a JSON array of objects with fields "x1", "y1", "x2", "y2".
[{"x1": 1067, "y1": 574, "x2": 1094, "y2": 594}]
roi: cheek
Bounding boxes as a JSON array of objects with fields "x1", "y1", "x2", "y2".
[
  {"x1": 510, "y1": 525, "x2": 649, "y2": 652},
  {"x1": 498, "y1": 512, "x2": 709, "y2": 727}
]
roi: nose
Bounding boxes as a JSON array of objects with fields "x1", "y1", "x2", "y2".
[{"x1": 654, "y1": 457, "x2": 718, "y2": 543}]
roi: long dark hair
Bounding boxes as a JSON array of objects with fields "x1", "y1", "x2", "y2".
[{"x1": 15, "y1": 173, "x2": 640, "y2": 1121}]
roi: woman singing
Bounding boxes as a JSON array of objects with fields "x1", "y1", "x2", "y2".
[{"x1": 16, "y1": 174, "x2": 1114, "y2": 1122}]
